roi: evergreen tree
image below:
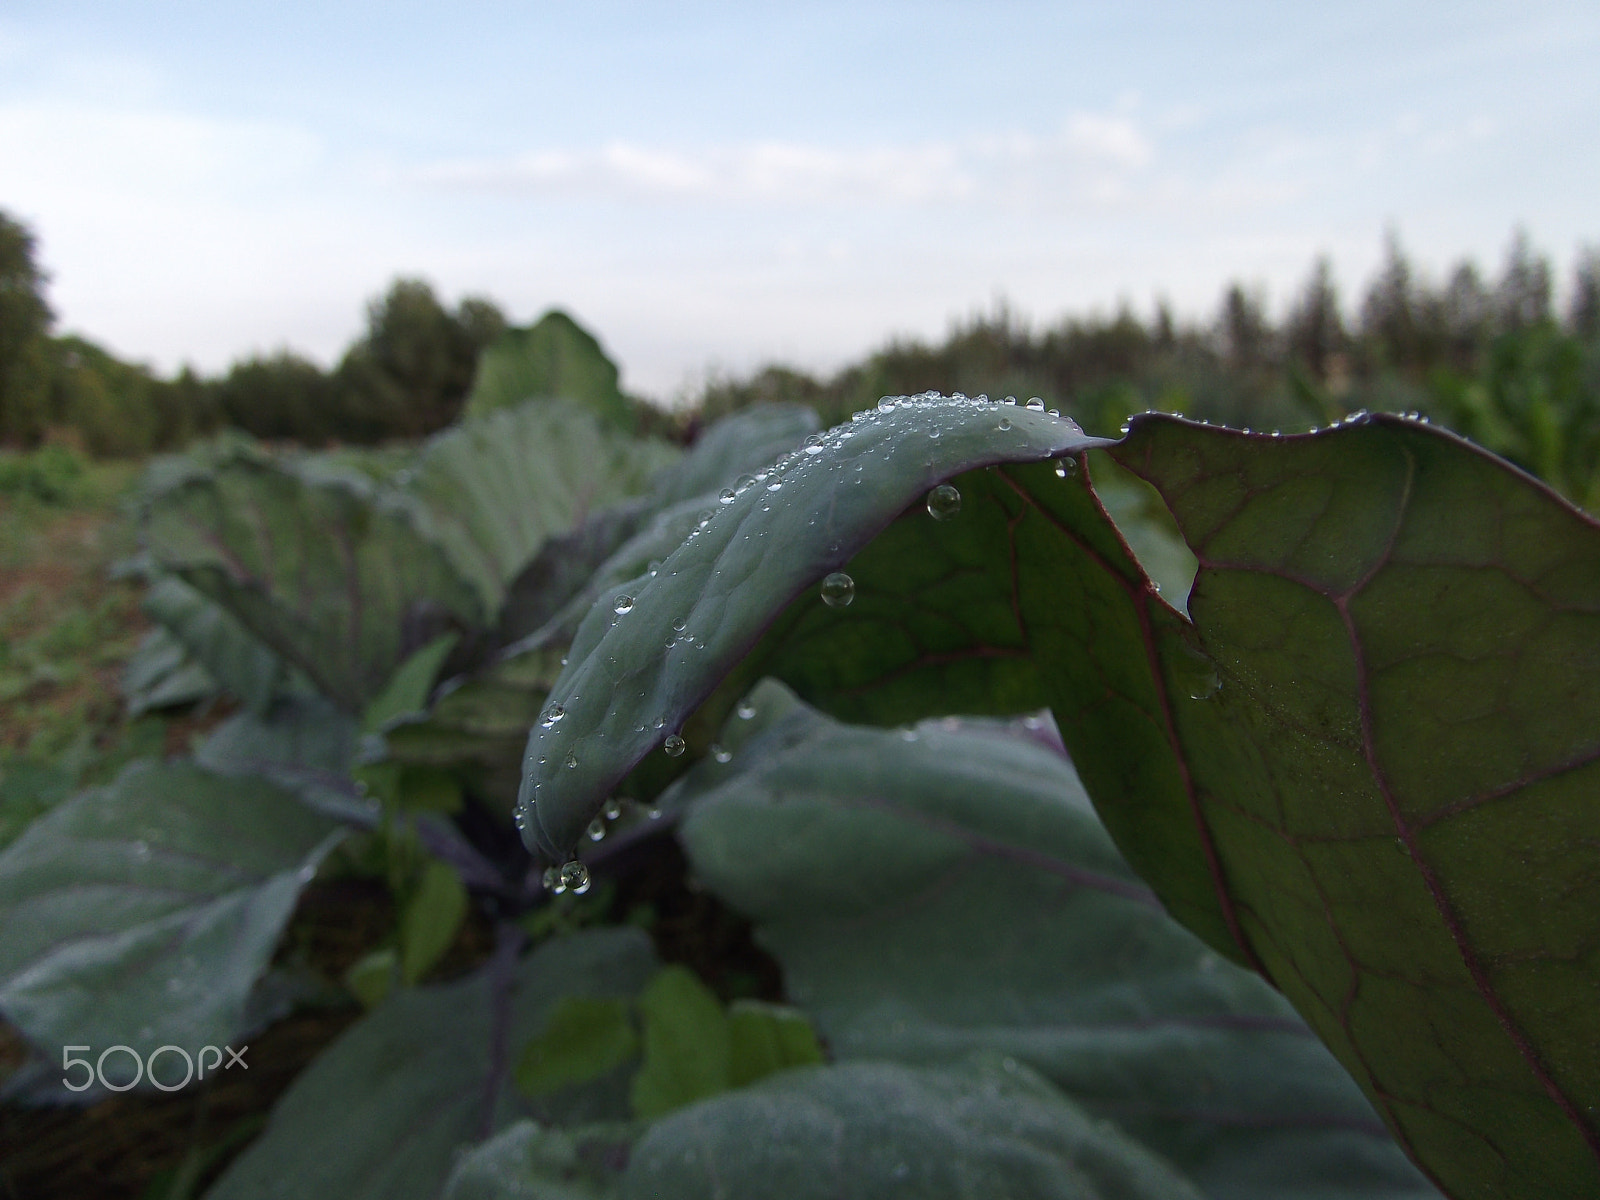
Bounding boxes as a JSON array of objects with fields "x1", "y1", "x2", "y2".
[{"x1": 0, "y1": 211, "x2": 56, "y2": 446}]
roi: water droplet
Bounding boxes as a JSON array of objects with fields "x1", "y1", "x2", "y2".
[
  {"x1": 820, "y1": 572, "x2": 855, "y2": 608},
  {"x1": 1048, "y1": 408, "x2": 1060, "y2": 418},
  {"x1": 925, "y1": 484, "x2": 962, "y2": 521},
  {"x1": 514, "y1": 807, "x2": 528, "y2": 830},
  {"x1": 648, "y1": 559, "x2": 662, "y2": 575},
  {"x1": 540, "y1": 704, "x2": 565, "y2": 729},
  {"x1": 766, "y1": 479, "x2": 782, "y2": 491},
  {"x1": 647, "y1": 807, "x2": 663, "y2": 820},
  {"x1": 1002, "y1": 395, "x2": 1017, "y2": 405},
  {"x1": 1026, "y1": 397, "x2": 1045, "y2": 411},
  {"x1": 899, "y1": 728, "x2": 919, "y2": 742},
  {"x1": 878, "y1": 397, "x2": 897, "y2": 413},
  {"x1": 605, "y1": 800, "x2": 622, "y2": 820},
  {"x1": 734, "y1": 473, "x2": 757, "y2": 495},
  {"x1": 711, "y1": 744, "x2": 733, "y2": 764},
  {"x1": 997, "y1": 417, "x2": 1012, "y2": 431},
  {"x1": 613, "y1": 595, "x2": 634, "y2": 614},
  {"x1": 1175, "y1": 643, "x2": 1221, "y2": 700},
  {"x1": 664, "y1": 734, "x2": 687, "y2": 757},
  {"x1": 131, "y1": 840, "x2": 150, "y2": 862},
  {"x1": 1054, "y1": 458, "x2": 1079, "y2": 478},
  {"x1": 543, "y1": 865, "x2": 564, "y2": 893},
  {"x1": 565, "y1": 753, "x2": 579, "y2": 769},
  {"x1": 586, "y1": 818, "x2": 606, "y2": 842},
  {"x1": 803, "y1": 435, "x2": 824, "y2": 455},
  {"x1": 559, "y1": 860, "x2": 590, "y2": 894},
  {"x1": 673, "y1": 616, "x2": 687, "y2": 632},
  {"x1": 736, "y1": 700, "x2": 757, "y2": 720},
  {"x1": 718, "y1": 488, "x2": 736, "y2": 504}
]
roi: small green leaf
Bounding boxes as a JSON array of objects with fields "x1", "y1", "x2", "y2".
[
  {"x1": 363, "y1": 632, "x2": 461, "y2": 732},
  {"x1": 515, "y1": 996, "x2": 639, "y2": 1098},
  {"x1": 345, "y1": 947, "x2": 399, "y2": 1009},
  {"x1": 399, "y1": 860, "x2": 468, "y2": 985},
  {"x1": 726, "y1": 1000, "x2": 824, "y2": 1087},
  {"x1": 629, "y1": 965, "x2": 732, "y2": 1119}
]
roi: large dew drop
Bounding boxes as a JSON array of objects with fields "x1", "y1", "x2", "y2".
[
  {"x1": 663, "y1": 734, "x2": 687, "y2": 757},
  {"x1": 539, "y1": 703, "x2": 565, "y2": 729},
  {"x1": 820, "y1": 572, "x2": 855, "y2": 608},
  {"x1": 559, "y1": 860, "x2": 591, "y2": 895},
  {"x1": 1054, "y1": 458, "x2": 1079, "y2": 479},
  {"x1": 925, "y1": 483, "x2": 961, "y2": 521},
  {"x1": 613, "y1": 595, "x2": 634, "y2": 614}
]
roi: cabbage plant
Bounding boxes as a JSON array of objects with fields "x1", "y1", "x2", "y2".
[{"x1": 0, "y1": 391, "x2": 1594, "y2": 1200}]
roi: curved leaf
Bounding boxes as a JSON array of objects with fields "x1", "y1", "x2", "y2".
[
  {"x1": 145, "y1": 453, "x2": 483, "y2": 711},
  {"x1": 444, "y1": 1120, "x2": 635, "y2": 1200},
  {"x1": 677, "y1": 692, "x2": 1436, "y2": 1199},
  {"x1": 0, "y1": 761, "x2": 343, "y2": 1079},
  {"x1": 523, "y1": 394, "x2": 1600, "y2": 1196},
  {"x1": 205, "y1": 928, "x2": 657, "y2": 1200},
  {"x1": 516, "y1": 396, "x2": 1107, "y2": 859}
]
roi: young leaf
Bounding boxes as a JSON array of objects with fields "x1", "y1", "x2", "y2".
[
  {"x1": 515, "y1": 996, "x2": 640, "y2": 1098},
  {"x1": 629, "y1": 965, "x2": 733, "y2": 1119},
  {"x1": 399, "y1": 859, "x2": 469, "y2": 985},
  {"x1": 363, "y1": 632, "x2": 461, "y2": 732},
  {"x1": 726, "y1": 1000, "x2": 825, "y2": 1087}
]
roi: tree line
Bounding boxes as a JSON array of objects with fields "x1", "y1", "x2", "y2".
[
  {"x1": 0, "y1": 210, "x2": 508, "y2": 456},
  {"x1": 3, "y1": 205, "x2": 1598, "y2": 502}
]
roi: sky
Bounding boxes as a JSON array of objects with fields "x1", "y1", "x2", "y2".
[{"x1": 2, "y1": 1, "x2": 1597, "y2": 399}]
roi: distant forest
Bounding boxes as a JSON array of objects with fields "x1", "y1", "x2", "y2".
[{"x1": 3, "y1": 208, "x2": 1599, "y2": 505}]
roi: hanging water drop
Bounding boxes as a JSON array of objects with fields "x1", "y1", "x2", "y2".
[
  {"x1": 543, "y1": 865, "x2": 563, "y2": 893},
  {"x1": 925, "y1": 484, "x2": 962, "y2": 521},
  {"x1": 586, "y1": 817, "x2": 606, "y2": 842},
  {"x1": 613, "y1": 595, "x2": 634, "y2": 614},
  {"x1": 559, "y1": 861, "x2": 591, "y2": 895},
  {"x1": 1054, "y1": 458, "x2": 1078, "y2": 479},
  {"x1": 820, "y1": 572, "x2": 855, "y2": 608},
  {"x1": 664, "y1": 734, "x2": 687, "y2": 757}
]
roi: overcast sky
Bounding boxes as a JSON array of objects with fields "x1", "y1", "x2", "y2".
[{"x1": 2, "y1": 1, "x2": 1597, "y2": 398}]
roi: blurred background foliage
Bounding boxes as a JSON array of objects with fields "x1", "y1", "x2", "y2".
[{"x1": 4, "y1": 206, "x2": 1600, "y2": 511}]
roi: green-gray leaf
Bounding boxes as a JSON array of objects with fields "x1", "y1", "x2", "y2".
[
  {"x1": 444, "y1": 1120, "x2": 635, "y2": 1200},
  {"x1": 140, "y1": 573, "x2": 285, "y2": 713},
  {"x1": 626, "y1": 1057, "x2": 1207, "y2": 1200},
  {"x1": 516, "y1": 397, "x2": 1107, "y2": 859},
  {"x1": 464, "y1": 311, "x2": 633, "y2": 430},
  {"x1": 144, "y1": 453, "x2": 483, "y2": 711},
  {"x1": 677, "y1": 694, "x2": 1436, "y2": 1199},
  {"x1": 408, "y1": 400, "x2": 677, "y2": 611},
  {"x1": 205, "y1": 928, "x2": 657, "y2": 1200},
  {"x1": 0, "y1": 761, "x2": 343, "y2": 1078}
]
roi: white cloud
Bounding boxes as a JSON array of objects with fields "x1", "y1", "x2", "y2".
[{"x1": 410, "y1": 109, "x2": 1155, "y2": 209}]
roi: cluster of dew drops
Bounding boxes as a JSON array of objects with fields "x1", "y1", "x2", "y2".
[{"x1": 529, "y1": 391, "x2": 1094, "y2": 894}]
